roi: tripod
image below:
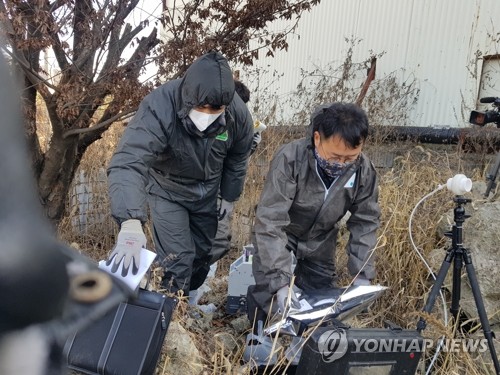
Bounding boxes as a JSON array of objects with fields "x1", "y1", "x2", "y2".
[
  {"x1": 485, "y1": 151, "x2": 500, "y2": 198},
  {"x1": 416, "y1": 196, "x2": 500, "y2": 374}
]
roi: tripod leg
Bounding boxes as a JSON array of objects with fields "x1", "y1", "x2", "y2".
[
  {"x1": 450, "y1": 254, "x2": 462, "y2": 320},
  {"x1": 417, "y1": 251, "x2": 454, "y2": 332},
  {"x1": 463, "y1": 253, "x2": 500, "y2": 374},
  {"x1": 485, "y1": 151, "x2": 500, "y2": 197}
]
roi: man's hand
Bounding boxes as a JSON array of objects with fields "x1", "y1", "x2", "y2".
[
  {"x1": 218, "y1": 198, "x2": 234, "y2": 221},
  {"x1": 276, "y1": 285, "x2": 301, "y2": 313},
  {"x1": 106, "y1": 219, "x2": 146, "y2": 276},
  {"x1": 252, "y1": 132, "x2": 262, "y2": 146},
  {"x1": 250, "y1": 120, "x2": 266, "y2": 155}
]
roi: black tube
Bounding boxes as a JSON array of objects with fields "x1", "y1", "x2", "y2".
[{"x1": 369, "y1": 125, "x2": 500, "y2": 152}]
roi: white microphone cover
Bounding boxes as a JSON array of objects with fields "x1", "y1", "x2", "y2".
[{"x1": 446, "y1": 174, "x2": 472, "y2": 195}]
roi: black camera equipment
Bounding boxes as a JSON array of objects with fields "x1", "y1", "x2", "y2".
[
  {"x1": 297, "y1": 320, "x2": 423, "y2": 375},
  {"x1": 469, "y1": 97, "x2": 500, "y2": 127},
  {"x1": 469, "y1": 97, "x2": 500, "y2": 197},
  {"x1": 416, "y1": 196, "x2": 500, "y2": 374}
]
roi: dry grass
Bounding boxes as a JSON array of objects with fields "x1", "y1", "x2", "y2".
[{"x1": 58, "y1": 126, "x2": 498, "y2": 374}]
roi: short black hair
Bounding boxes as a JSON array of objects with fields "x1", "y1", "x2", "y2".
[
  {"x1": 234, "y1": 80, "x2": 250, "y2": 104},
  {"x1": 311, "y1": 102, "x2": 369, "y2": 148}
]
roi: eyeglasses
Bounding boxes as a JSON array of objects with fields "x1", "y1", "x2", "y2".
[{"x1": 319, "y1": 142, "x2": 360, "y2": 164}]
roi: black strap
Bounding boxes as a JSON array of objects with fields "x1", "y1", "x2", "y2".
[{"x1": 97, "y1": 302, "x2": 127, "y2": 374}]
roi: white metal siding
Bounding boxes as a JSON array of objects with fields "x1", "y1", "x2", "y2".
[{"x1": 246, "y1": 0, "x2": 500, "y2": 127}]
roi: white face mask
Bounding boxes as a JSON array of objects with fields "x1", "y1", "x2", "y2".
[{"x1": 188, "y1": 109, "x2": 223, "y2": 132}]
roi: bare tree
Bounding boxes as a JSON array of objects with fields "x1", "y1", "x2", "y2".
[{"x1": 0, "y1": 0, "x2": 320, "y2": 223}]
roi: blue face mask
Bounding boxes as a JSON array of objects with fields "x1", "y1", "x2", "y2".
[{"x1": 313, "y1": 148, "x2": 353, "y2": 180}]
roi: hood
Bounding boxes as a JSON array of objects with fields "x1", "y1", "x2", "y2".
[{"x1": 178, "y1": 51, "x2": 235, "y2": 119}]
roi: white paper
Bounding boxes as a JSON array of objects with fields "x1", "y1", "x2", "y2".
[{"x1": 98, "y1": 248, "x2": 157, "y2": 291}]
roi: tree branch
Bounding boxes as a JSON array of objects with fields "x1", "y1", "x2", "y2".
[
  {"x1": 62, "y1": 108, "x2": 136, "y2": 139},
  {"x1": 0, "y1": 47, "x2": 57, "y2": 99},
  {"x1": 100, "y1": 0, "x2": 140, "y2": 49},
  {"x1": 48, "y1": 0, "x2": 70, "y2": 12},
  {"x1": 43, "y1": 3, "x2": 70, "y2": 72},
  {"x1": 100, "y1": 23, "x2": 144, "y2": 76},
  {"x1": 356, "y1": 57, "x2": 377, "y2": 106},
  {"x1": 72, "y1": 0, "x2": 96, "y2": 74},
  {"x1": 122, "y1": 28, "x2": 159, "y2": 78}
]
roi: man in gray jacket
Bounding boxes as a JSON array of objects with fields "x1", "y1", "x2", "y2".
[
  {"x1": 247, "y1": 102, "x2": 380, "y2": 325},
  {"x1": 106, "y1": 51, "x2": 254, "y2": 295}
]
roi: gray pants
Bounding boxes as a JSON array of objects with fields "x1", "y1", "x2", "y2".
[
  {"x1": 247, "y1": 234, "x2": 337, "y2": 323},
  {"x1": 148, "y1": 192, "x2": 218, "y2": 295},
  {"x1": 209, "y1": 208, "x2": 232, "y2": 265}
]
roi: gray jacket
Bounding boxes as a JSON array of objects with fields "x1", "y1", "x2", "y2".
[
  {"x1": 253, "y1": 138, "x2": 380, "y2": 293},
  {"x1": 108, "y1": 53, "x2": 254, "y2": 224}
]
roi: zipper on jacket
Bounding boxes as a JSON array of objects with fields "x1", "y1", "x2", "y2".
[
  {"x1": 202, "y1": 138, "x2": 208, "y2": 180},
  {"x1": 314, "y1": 162, "x2": 333, "y2": 201},
  {"x1": 161, "y1": 311, "x2": 166, "y2": 330}
]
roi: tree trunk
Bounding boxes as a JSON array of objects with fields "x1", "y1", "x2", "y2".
[
  {"x1": 1, "y1": 0, "x2": 321, "y2": 225},
  {"x1": 37, "y1": 136, "x2": 83, "y2": 223}
]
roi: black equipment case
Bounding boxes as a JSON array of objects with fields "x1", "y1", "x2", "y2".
[
  {"x1": 64, "y1": 288, "x2": 177, "y2": 375},
  {"x1": 296, "y1": 322, "x2": 423, "y2": 375}
]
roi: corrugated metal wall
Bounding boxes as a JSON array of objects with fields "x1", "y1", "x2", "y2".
[{"x1": 246, "y1": 0, "x2": 500, "y2": 127}]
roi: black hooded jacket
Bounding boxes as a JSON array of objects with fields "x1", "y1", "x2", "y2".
[{"x1": 107, "y1": 51, "x2": 254, "y2": 223}]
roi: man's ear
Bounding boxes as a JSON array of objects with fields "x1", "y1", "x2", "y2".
[{"x1": 313, "y1": 131, "x2": 321, "y2": 148}]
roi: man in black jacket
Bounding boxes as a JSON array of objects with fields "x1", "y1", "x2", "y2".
[
  {"x1": 209, "y1": 79, "x2": 265, "y2": 266},
  {"x1": 106, "y1": 51, "x2": 254, "y2": 295}
]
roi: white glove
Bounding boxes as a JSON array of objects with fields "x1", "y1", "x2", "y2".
[
  {"x1": 353, "y1": 275, "x2": 371, "y2": 286},
  {"x1": 250, "y1": 120, "x2": 265, "y2": 155},
  {"x1": 250, "y1": 132, "x2": 262, "y2": 155},
  {"x1": 252, "y1": 132, "x2": 262, "y2": 146},
  {"x1": 106, "y1": 219, "x2": 146, "y2": 276},
  {"x1": 218, "y1": 198, "x2": 234, "y2": 221},
  {"x1": 276, "y1": 285, "x2": 301, "y2": 313}
]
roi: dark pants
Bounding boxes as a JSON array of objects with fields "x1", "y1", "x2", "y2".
[
  {"x1": 148, "y1": 192, "x2": 218, "y2": 295},
  {"x1": 209, "y1": 206, "x2": 232, "y2": 265},
  {"x1": 247, "y1": 234, "x2": 337, "y2": 324}
]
